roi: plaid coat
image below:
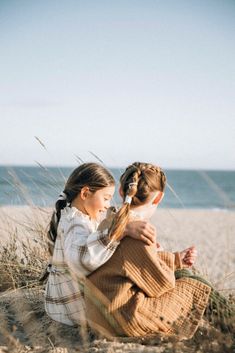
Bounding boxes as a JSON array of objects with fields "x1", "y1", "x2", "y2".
[{"x1": 45, "y1": 206, "x2": 119, "y2": 326}]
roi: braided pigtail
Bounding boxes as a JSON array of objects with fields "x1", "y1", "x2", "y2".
[
  {"x1": 152, "y1": 165, "x2": 167, "y2": 193},
  {"x1": 109, "y1": 166, "x2": 141, "y2": 242},
  {"x1": 109, "y1": 162, "x2": 167, "y2": 242},
  {"x1": 47, "y1": 191, "x2": 68, "y2": 255}
]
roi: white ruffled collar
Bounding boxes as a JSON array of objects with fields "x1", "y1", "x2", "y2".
[
  {"x1": 61, "y1": 205, "x2": 91, "y2": 221},
  {"x1": 61, "y1": 206, "x2": 100, "y2": 230}
]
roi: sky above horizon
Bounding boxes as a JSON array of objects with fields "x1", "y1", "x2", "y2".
[{"x1": 0, "y1": 0, "x2": 234, "y2": 170}]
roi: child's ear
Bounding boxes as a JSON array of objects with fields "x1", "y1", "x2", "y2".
[
  {"x1": 152, "y1": 192, "x2": 164, "y2": 205},
  {"x1": 80, "y1": 186, "x2": 90, "y2": 200},
  {"x1": 119, "y1": 186, "x2": 124, "y2": 198}
]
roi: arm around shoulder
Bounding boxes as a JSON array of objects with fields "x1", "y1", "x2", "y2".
[{"x1": 63, "y1": 213, "x2": 120, "y2": 275}]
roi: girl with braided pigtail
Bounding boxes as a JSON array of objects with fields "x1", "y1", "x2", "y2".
[
  {"x1": 109, "y1": 163, "x2": 167, "y2": 249},
  {"x1": 85, "y1": 162, "x2": 235, "y2": 339}
]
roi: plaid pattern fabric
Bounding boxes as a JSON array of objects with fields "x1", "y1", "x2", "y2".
[{"x1": 45, "y1": 206, "x2": 119, "y2": 326}]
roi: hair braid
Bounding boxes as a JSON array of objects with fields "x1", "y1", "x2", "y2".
[
  {"x1": 109, "y1": 162, "x2": 167, "y2": 241},
  {"x1": 109, "y1": 165, "x2": 141, "y2": 241}
]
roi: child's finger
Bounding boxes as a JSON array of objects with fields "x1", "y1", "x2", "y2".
[
  {"x1": 187, "y1": 252, "x2": 197, "y2": 259},
  {"x1": 139, "y1": 234, "x2": 154, "y2": 245},
  {"x1": 187, "y1": 249, "x2": 197, "y2": 256},
  {"x1": 184, "y1": 253, "x2": 197, "y2": 264},
  {"x1": 188, "y1": 245, "x2": 196, "y2": 252},
  {"x1": 140, "y1": 222, "x2": 156, "y2": 243},
  {"x1": 185, "y1": 253, "x2": 197, "y2": 260}
]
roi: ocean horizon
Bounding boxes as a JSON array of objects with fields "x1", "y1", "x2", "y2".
[{"x1": 0, "y1": 165, "x2": 235, "y2": 209}]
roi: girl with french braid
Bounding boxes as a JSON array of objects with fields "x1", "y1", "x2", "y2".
[
  {"x1": 109, "y1": 162, "x2": 196, "y2": 264},
  {"x1": 85, "y1": 162, "x2": 235, "y2": 339},
  {"x1": 109, "y1": 163, "x2": 165, "y2": 239}
]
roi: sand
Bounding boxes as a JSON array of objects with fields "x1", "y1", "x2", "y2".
[
  {"x1": 0, "y1": 206, "x2": 234, "y2": 352},
  {"x1": 153, "y1": 209, "x2": 235, "y2": 291}
]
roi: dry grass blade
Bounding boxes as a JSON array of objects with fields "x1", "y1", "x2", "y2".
[
  {"x1": 88, "y1": 151, "x2": 105, "y2": 164},
  {"x1": 34, "y1": 137, "x2": 47, "y2": 151},
  {"x1": 166, "y1": 182, "x2": 185, "y2": 208},
  {"x1": 198, "y1": 170, "x2": 235, "y2": 209}
]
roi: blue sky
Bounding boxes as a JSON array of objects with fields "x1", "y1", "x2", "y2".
[{"x1": 0, "y1": 0, "x2": 234, "y2": 169}]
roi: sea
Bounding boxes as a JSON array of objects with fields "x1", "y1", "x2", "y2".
[{"x1": 0, "y1": 166, "x2": 235, "y2": 209}]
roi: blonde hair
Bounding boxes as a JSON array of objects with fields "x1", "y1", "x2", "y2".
[{"x1": 109, "y1": 162, "x2": 166, "y2": 241}]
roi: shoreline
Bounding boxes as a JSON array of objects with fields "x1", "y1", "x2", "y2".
[{"x1": 1, "y1": 204, "x2": 235, "y2": 211}]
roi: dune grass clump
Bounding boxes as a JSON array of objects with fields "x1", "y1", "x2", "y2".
[{"x1": 0, "y1": 232, "x2": 48, "y2": 292}]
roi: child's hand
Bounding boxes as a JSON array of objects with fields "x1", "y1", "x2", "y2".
[
  {"x1": 156, "y1": 242, "x2": 164, "y2": 251},
  {"x1": 98, "y1": 207, "x2": 116, "y2": 232},
  {"x1": 179, "y1": 246, "x2": 197, "y2": 267},
  {"x1": 124, "y1": 220, "x2": 157, "y2": 245}
]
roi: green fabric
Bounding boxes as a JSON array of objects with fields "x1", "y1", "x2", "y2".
[
  {"x1": 175, "y1": 269, "x2": 212, "y2": 287},
  {"x1": 174, "y1": 269, "x2": 235, "y2": 333}
]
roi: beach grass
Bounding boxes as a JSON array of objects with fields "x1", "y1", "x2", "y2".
[{"x1": 0, "y1": 205, "x2": 234, "y2": 353}]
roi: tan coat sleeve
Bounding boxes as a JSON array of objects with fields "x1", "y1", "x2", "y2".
[
  {"x1": 157, "y1": 251, "x2": 183, "y2": 270},
  {"x1": 121, "y1": 238, "x2": 176, "y2": 298},
  {"x1": 173, "y1": 252, "x2": 183, "y2": 269}
]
